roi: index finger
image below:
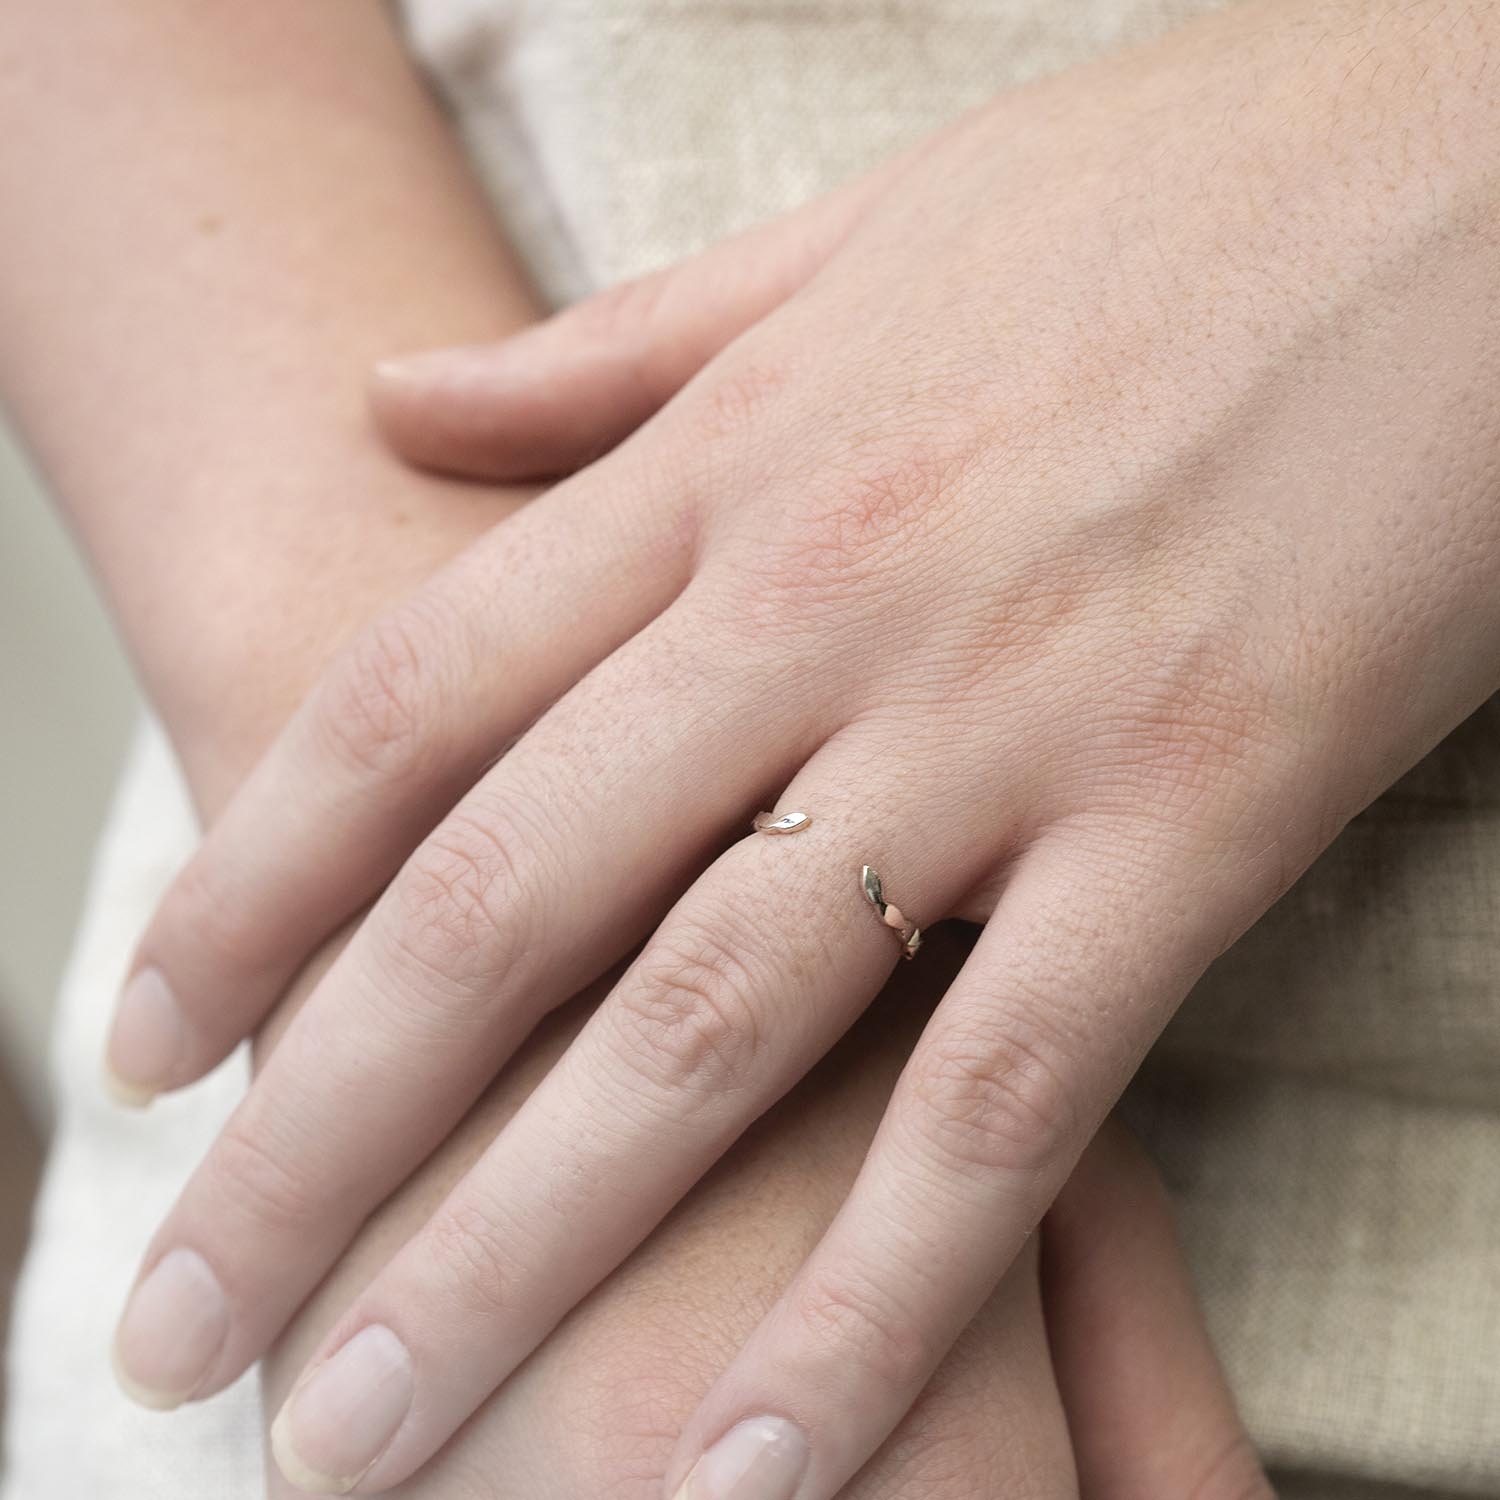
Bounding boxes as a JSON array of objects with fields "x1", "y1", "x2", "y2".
[{"x1": 106, "y1": 469, "x2": 685, "y2": 1104}]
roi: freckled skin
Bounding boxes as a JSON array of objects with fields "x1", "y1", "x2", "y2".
[{"x1": 94, "y1": 0, "x2": 1500, "y2": 1494}]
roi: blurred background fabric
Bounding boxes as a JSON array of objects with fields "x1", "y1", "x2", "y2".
[
  {"x1": 0, "y1": 417, "x2": 135, "y2": 1452},
  {"x1": 0, "y1": 419, "x2": 135, "y2": 1122}
]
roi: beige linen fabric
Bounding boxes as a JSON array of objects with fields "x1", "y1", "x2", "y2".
[
  {"x1": 5, "y1": 2, "x2": 1496, "y2": 1496},
  {"x1": 1135, "y1": 701, "x2": 1500, "y2": 1494}
]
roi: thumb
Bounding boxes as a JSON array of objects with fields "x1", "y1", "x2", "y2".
[
  {"x1": 1045, "y1": 1120, "x2": 1274, "y2": 1500},
  {"x1": 370, "y1": 172, "x2": 882, "y2": 480}
]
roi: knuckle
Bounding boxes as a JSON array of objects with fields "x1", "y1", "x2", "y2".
[
  {"x1": 1117, "y1": 596, "x2": 1289, "y2": 805},
  {"x1": 314, "y1": 601, "x2": 452, "y2": 782},
  {"x1": 424, "y1": 1198, "x2": 517, "y2": 1322},
  {"x1": 817, "y1": 444, "x2": 954, "y2": 556},
  {"x1": 211, "y1": 1119, "x2": 318, "y2": 1235},
  {"x1": 391, "y1": 805, "x2": 534, "y2": 998},
  {"x1": 1137, "y1": 686, "x2": 1270, "y2": 802},
  {"x1": 748, "y1": 438, "x2": 960, "y2": 613},
  {"x1": 687, "y1": 353, "x2": 794, "y2": 444},
  {"x1": 902, "y1": 1006, "x2": 1081, "y2": 1179},
  {"x1": 611, "y1": 925, "x2": 768, "y2": 1102},
  {"x1": 796, "y1": 1261, "x2": 936, "y2": 1389},
  {"x1": 1103, "y1": 611, "x2": 1320, "y2": 910}
]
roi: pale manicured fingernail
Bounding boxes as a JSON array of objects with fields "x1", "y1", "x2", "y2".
[
  {"x1": 672, "y1": 1418, "x2": 810, "y2": 1500},
  {"x1": 272, "y1": 1325, "x2": 414, "y2": 1494},
  {"x1": 105, "y1": 966, "x2": 185, "y2": 1106},
  {"x1": 113, "y1": 1248, "x2": 228, "y2": 1409},
  {"x1": 373, "y1": 346, "x2": 498, "y2": 387},
  {"x1": 372, "y1": 352, "x2": 439, "y2": 386}
]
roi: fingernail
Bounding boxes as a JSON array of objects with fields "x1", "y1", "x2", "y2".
[
  {"x1": 372, "y1": 347, "x2": 488, "y2": 387},
  {"x1": 272, "y1": 1325, "x2": 414, "y2": 1494},
  {"x1": 113, "y1": 1248, "x2": 228, "y2": 1409},
  {"x1": 672, "y1": 1418, "x2": 810, "y2": 1500},
  {"x1": 105, "y1": 967, "x2": 185, "y2": 1106},
  {"x1": 371, "y1": 353, "x2": 436, "y2": 387}
]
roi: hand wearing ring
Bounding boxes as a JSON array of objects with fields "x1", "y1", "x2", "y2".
[{"x1": 106, "y1": 12, "x2": 1489, "y2": 1498}]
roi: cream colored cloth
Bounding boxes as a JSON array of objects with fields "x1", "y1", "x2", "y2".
[
  {"x1": 6, "y1": 2, "x2": 1498, "y2": 1496},
  {"x1": 2, "y1": 724, "x2": 262, "y2": 1498}
]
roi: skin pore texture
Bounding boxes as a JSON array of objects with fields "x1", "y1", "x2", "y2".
[
  {"x1": 97, "y1": 0, "x2": 1500, "y2": 1496},
  {"x1": 0, "y1": 2, "x2": 1268, "y2": 1497}
]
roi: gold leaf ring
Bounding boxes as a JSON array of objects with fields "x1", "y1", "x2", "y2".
[
  {"x1": 753, "y1": 810, "x2": 812, "y2": 835},
  {"x1": 861, "y1": 866, "x2": 922, "y2": 960}
]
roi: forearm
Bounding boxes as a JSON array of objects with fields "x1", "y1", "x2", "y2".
[{"x1": 0, "y1": 0, "x2": 538, "y2": 807}]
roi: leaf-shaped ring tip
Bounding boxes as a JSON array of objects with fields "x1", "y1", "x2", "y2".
[
  {"x1": 753, "y1": 810, "x2": 813, "y2": 835},
  {"x1": 860, "y1": 865, "x2": 922, "y2": 960}
]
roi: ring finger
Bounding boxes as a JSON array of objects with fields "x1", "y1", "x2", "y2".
[{"x1": 266, "y1": 743, "x2": 1001, "y2": 1492}]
